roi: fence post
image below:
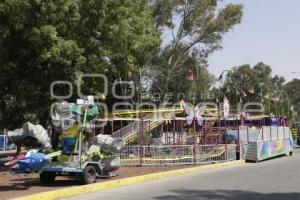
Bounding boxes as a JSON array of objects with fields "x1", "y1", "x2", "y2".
[
  {"x1": 237, "y1": 126, "x2": 240, "y2": 160},
  {"x1": 4, "y1": 128, "x2": 7, "y2": 152},
  {"x1": 173, "y1": 118, "x2": 176, "y2": 144},
  {"x1": 111, "y1": 119, "x2": 114, "y2": 134},
  {"x1": 247, "y1": 127, "x2": 249, "y2": 143},
  {"x1": 193, "y1": 119, "x2": 196, "y2": 165},
  {"x1": 270, "y1": 126, "x2": 272, "y2": 141},
  {"x1": 225, "y1": 144, "x2": 228, "y2": 161},
  {"x1": 139, "y1": 115, "x2": 144, "y2": 167},
  {"x1": 277, "y1": 124, "x2": 279, "y2": 140}
]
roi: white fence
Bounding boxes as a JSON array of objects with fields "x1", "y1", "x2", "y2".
[
  {"x1": 260, "y1": 126, "x2": 292, "y2": 141},
  {"x1": 239, "y1": 126, "x2": 292, "y2": 144},
  {"x1": 119, "y1": 144, "x2": 237, "y2": 166}
]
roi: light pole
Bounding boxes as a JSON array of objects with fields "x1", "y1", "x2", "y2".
[
  {"x1": 217, "y1": 70, "x2": 232, "y2": 145},
  {"x1": 258, "y1": 83, "x2": 264, "y2": 104},
  {"x1": 280, "y1": 90, "x2": 290, "y2": 118},
  {"x1": 272, "y1": 85, "x2": 290, "y2": 118},
  {"x1": 217, "y1": 70, "x2": 231, "y2": 101},
  {"x1": 217, "y1": 70, "x2": 234, "y2": 106},
  {"x1": 217, "y1": 70, "x2": 246, "y2": 158},
  {"x1": 217, "y1": 70, "x2": 245, "y2": 145}
]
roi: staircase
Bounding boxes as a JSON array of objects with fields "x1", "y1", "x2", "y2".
[
  {"x1": 245, "y1": 142, "x2": 259, "y2": 161},
  {"x1": 111, "y1": 113, "x2": 170, "y2": 144}
]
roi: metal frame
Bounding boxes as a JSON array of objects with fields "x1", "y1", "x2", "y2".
[{"x1": 119, "y1": 144, "x2": 237, "y2": 166}]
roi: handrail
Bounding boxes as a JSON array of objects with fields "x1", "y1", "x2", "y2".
[
  {"x1": 111, "y1": 113, "x2": 168, "y2": 140},
  {"x1": 258, "y1": 126, "x2": 292, "y2": 142}
]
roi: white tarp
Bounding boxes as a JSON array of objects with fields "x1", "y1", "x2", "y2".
[
  {"x1": 95, "y1": 134, "x2": 124, "y2": 154},
  {"x1": 7, "y1": 122, "x2": 52, "y2": 148}
]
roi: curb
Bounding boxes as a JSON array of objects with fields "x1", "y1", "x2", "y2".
[{"x1": 14, "y1": 160, "x2": 245, "y2": 200}]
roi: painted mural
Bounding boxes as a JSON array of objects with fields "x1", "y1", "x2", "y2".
[{"x1": 258, "y1": 139, "x2": 293, "y2": 161}]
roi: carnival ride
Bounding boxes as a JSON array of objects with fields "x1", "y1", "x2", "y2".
[
  {"x1": 0, "y1": 97, "x2": 294, "y2": 183},
  {"x1": 3, "y1": 100, "x2": 124, "y2": 184},
  {"x1": 103, "y1": 102, "x2": 236, "y2": 165},
  {"x1": 105, "y1": 101, "x2": 293, "y2": 164},
  {"x1": 1, "y1": 100, "x2": 231, "y2": 173},
  {"x1": 108, "y1": 103, "x2": 222, "y2": 145}
]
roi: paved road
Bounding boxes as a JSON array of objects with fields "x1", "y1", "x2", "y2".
[{"x1": 67, "y1": 150, "x2": 300, "y2": 200}]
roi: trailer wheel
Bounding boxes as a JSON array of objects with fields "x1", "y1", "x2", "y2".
[
  {"x1": 40, "y1": 172, "x2": 56, "y2": 184},
  {"x1": 81, "y1": 165, "x2": 96, "y2": 184}
]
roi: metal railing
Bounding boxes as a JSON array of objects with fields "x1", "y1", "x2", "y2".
[
  {"x1": 239, "y1": 126, "x2": 292, "y2": 144},
  {"x1": 1, "y1": 128, "x2": 19, "y2": 152},
  {"x1": 111, "y1": 113, "x2": 172, "y2": 142},
  {"x1": 0, "y1": 135, "x2": 16, "y2": 152},
  {"x1": 119, "y1": 144, "x2": 237, "y2": 166},
  {"x1": 111, "y1": 119, "x2": 140, "y2": 138},
  {"x1": 259, "y1": 126, "x2": 292, "y2": 141},
  {"x1": 0, "y1": 135, "x2": 7, "y2": 151}
]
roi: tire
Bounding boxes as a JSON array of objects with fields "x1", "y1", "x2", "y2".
[
  {"x1": 81, "y1": 165, "x2": 97, "y2": 184},
  {"x1": 40, "y1": 172, "x2": 56, "y2": 184}
]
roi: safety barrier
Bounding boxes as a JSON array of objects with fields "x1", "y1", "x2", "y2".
[
  {"x1": 111, "y1": 113, "x2": 168, "y2": 143},
  {"x1": 0, "y1": 134, "x2": 16, "y2": 151},
  {"x1": 243, "y1": 126, "x2": 293, "y2": 161},
  {"x1": 0, "y1": 135, "x2": 7, "y2": 151},
  {"x1": 119, "y1": 144, "x2": 236, "y2": 166}
]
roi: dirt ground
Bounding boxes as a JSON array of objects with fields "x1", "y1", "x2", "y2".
[{"x1": 0, "y1": 165, "x2": 189, "y2": 200}]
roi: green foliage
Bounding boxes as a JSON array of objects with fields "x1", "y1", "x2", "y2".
[
  {"x1": 225, "y1": 63, "x2": 272, "y2": 101},
  {"x1": 0, "y1": 0, "x2": 160, "y2": 129},
  {"x1": 284, "y1": 79, "x2": 300, "y2": 121},
  {"x1": 148, "y1": 0, "x2": 177, "y2": 28},
  {"x1": 148, "y1": 0, "x2": 243, "y2": 96},
  {"x1": 221, "y1": 63, "x2": 289, "y2": 116},
  {"x1": 0, "y1": 0, "x2": 245, "y2": 130},
  {"x1": 147, "y1": 44, "x2": 214, "y2": 103}
]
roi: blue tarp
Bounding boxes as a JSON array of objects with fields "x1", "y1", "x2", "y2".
[{"x1": 12, "y1": 153, "x2": 49, "y2": 173}]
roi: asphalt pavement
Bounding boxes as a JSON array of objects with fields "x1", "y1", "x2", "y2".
[{"x1": 66, "y1": 149, "x2": 300, "y2": 200}]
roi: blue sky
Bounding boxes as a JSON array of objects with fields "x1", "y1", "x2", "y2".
[
  {"x1": 163, "y1": 0, "x2": 300, "y2": 82},
  {"x1": 208, "y1": 0, "x2": 300, "y2": 82}
]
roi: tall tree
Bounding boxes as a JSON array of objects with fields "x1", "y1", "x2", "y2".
[
  {"x1": 0, "y1": 0, "x2": 160, "y2": 129},
  {"x1": 222, "y1": 63, "x2": 287, "y2": 116},
  {"x1": 148, "y1": 0, "x2": 243, "y2": 96},
  {"x1": 147, "y1": 44, "x2": 214, "y2": 103},
  {"x1": 284, "y1": 79, "x2": 300, "y2": 121}
]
